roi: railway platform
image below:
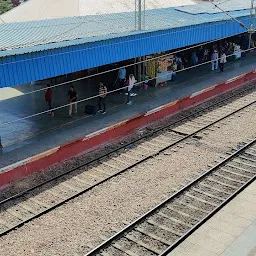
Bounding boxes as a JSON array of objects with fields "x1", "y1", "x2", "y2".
[
  {"x1": 168, "y1": 179, "x2": 256, "y2": 256},
  {"x1": 0, "y1": 53, "x2": 256, "y2": 186}
]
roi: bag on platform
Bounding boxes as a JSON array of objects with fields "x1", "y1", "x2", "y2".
[
  {"x1": 148, "y1": 78, "x2": 156, "y2": 87},
  {"x1": 85, "y1": 105, "x2": 97, "y2": 115}
]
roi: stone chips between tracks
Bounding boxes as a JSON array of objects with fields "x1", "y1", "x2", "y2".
[{"x1": 0, "y1": 91, "x2": 255, "y2": 256}]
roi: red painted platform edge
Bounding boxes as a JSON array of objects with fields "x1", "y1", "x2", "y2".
[{"x1": 1, "y1": 70, "x2": 256, "y2": 188}]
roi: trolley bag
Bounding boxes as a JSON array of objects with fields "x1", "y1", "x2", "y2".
[
  {"x1": 85, "y1": 105, "x2": 97, "y2": 115},
  {"x1": 148, "y1": 78, "x2": 156, "y2": 87}
]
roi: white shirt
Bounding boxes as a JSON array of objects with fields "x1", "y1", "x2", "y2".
[
  {"x1": 128, "y1": 76, "x2": 136, "y2": 92},
  {"x1": 220, "y1": 54, "x2": 227, "y2": 63}
]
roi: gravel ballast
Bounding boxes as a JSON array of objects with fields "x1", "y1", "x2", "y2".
[{"x1": 0, "y1": 92, "x2": 255, "y2": 255}]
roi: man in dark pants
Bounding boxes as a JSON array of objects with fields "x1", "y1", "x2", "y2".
[
  {"x1": 98, "y1": 81, "x2": 107, "y2": 114},
  {"x1": 118, "y1": 67, "x2": 126, "y2": 89},
  {"x1": 68, "y1": 85, "x2": 78, "y2": 116},
  {"x1": 219, "y1": 52, "x2": 227, "y2": 72},
  {"x1": 45, "y1": 84, "x2": 54, "y2": 116}
]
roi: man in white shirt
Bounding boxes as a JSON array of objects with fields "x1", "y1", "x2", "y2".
[
  {"x1": 219, "y1": 52, "x2": 227, "y2": 72},
  {"x1": 211, "y1": 50, "x2": 219, "y2": 71}
]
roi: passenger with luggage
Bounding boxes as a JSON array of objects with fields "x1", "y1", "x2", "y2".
[
  {"x1": 98, "y1": 81, "x2": 107, "y2": 114},
  {"x1": 68, "y1": 85, "x2": 78, "y2": 116}
]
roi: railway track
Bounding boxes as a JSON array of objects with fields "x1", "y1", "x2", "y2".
[
  {"x1": 0, "y1": 88, "x2": 255, "y2": 237},
  {"x1": 85, "y1": 138, "x2": 256, "y2": 256}
]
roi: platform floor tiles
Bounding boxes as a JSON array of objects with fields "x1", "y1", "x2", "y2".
[
  {"x1": 168, "y1": 180, "x2": 256, "y2": 256},
  {"x1": 1, "y1": 53, "x2": 256, "y2": 168}
]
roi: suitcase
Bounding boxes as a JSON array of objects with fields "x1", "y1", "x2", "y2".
[
  {"x1": 85, "y1": 105, "x2": 97, "y2": 115},
  {"x1": 148, "y1": 78, "x2": 156, "y2": 87}
]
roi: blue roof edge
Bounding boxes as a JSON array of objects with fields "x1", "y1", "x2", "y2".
[{"x1": 0, "y1": 12, "x2": 250, "y2": 58}]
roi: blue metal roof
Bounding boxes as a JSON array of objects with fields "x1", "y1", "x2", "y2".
[
  {"x1": 0, "y1": 6, "x2": 250, "y2": 56},
  {"x1": 176, "y1": 0, "x2": 251, "y2": 14},
  {"x1": 0, "y1": 4, "x2": 251, "y2": 87}
]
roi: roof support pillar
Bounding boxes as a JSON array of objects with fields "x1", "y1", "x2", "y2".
[{"x1": 135, "y1": 0, "x2": 145, "y2": 30}]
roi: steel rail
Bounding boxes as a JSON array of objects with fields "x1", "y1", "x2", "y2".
[
  {"x1": 0, "y1": 88, "x2": 255, "y2": 237},
  {"x1": 159, "y1": 167, "x2": 256, "y2": 255},
  {"x1": 85, "y1": 138, "x2": 256, "y2": 256},
  {"x1": 0, "y1": 86, "x2": 254, "y2": 206}
]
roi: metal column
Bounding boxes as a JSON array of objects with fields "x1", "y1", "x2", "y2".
[
  {"x1": 248, "y1": 0, "x2": 255, "y2": 49},
  {"x1": 135, "y1": 0, "x2": 146, "y2": 81},
  {"x1": 135, "y1": 0, "x2": 145, "y2": 30}
]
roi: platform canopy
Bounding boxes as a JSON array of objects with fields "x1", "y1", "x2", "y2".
[
  {"x1": 0, "y1": 0, "x2": 197, "y2": 23},
  {"x1": 0, "y1": 0, "x2": 252, "y2": 88},
  {"x1": 176, "y1": 0, "x2": 254, "y2": 14}
]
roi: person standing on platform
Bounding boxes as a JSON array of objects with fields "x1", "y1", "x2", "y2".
[
  {"x1": 197, "y1": 46, "x2": 204, "y2": 63},
  {"x1": 181, "y1": 53, "x2": 189, "y2": 68},
  {"x1": 68, "y1": 85, "x2": 78, "y2": 116},
  {"x1": 203, "y1": 48, "x2": 209, "y2": 61},
  {"x1": 98, "y1": 81, "x2": 107, "y2": 114},
  {"x1": 219, "y1": 52, "x2": 227, "y2": 72},
  {"x1": 118, "y1": 67, "x2": 126, "y2": 89},
  {"x1": 45, "y1": 84, "x2": 54, "y2": 116},
  {"x1": 191, "y1": 52, "x2": 198, "y2": 65},
  {"x1": 171, "y1": 61, "x2": 177, "y2": 81},
  {"x1": 211, "y1": 50, "x2": 219, "y2": 71},
  {"x1": 127, "y1": 74, "x2": 136, "y2": 105}
]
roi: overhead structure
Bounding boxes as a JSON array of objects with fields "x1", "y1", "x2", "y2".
[
  {"x1": 176, "y1": 0, "x2": 253, "y2": 14},
  {"x1": 0, "y1": 0, "x2": 253, "y2": 88},
  {"x1": 135, "y1": 0, "x2": 146, "y2": 30},
  {"x1": 248, "y1": 0, "x2": 256, "y2": 47},
  {"x1": 0, "y1": 0, "x2": 197, "y2": 24},
  {"x1": 206, "y1": 0, "x2": 256, "y2": 47}
]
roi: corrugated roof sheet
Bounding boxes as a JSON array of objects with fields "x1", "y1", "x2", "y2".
[
  {"x1": 0, "y1": 0, "x2": 197, "y2": 23},
  {"x1": 176, "y1": 0, "x2": 252, "y2": 14},
  {"x1": 0, "y1": 3, "x2": 250, "y2": 57}
]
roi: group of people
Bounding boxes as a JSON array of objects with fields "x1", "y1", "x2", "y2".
[
  {"x1": 97, "y1": 73, "x2": 137, "y2": 113},
  {"x1": 44, "y1": 84, "x2": 78, "y2": 117},
  {"x1": 44, "y1": 70, "x2": 137, "y2": 117},
  {"x1": 210, "y1": 49, "x2": 227, "y2": 72},
  {"x1": 118, "y1": 68, "x2": 137, "y2": 105},
  {"x1": 174, "y1": 45, "x2": 228, "y2": 74},
  {"x1": 44, "y1": 39, "x2": 244, "y2": 117}
]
